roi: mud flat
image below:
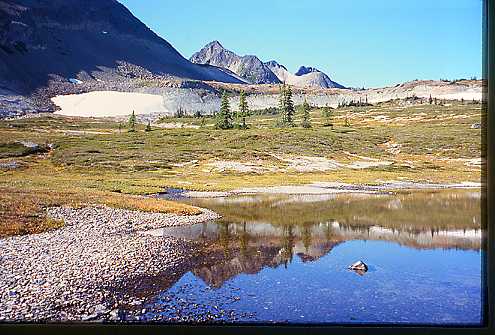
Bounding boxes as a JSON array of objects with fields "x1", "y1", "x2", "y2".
[{"x1": 0, "y1": 205, "x2": 219, "y2": 322}]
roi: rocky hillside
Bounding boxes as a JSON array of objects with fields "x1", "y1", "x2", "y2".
[
  {"x1": 189, "y1": 41, "x2": 345, "y2": 89},
  {"x1": 0, "y1": 0, "x2": 243, "y2": 95},
  {"x1": 265, "y1": 61, "x2": 345, "y2": 89},
  {"x1": 190, "y1": 41, "x2": 280, "y2": 85}
]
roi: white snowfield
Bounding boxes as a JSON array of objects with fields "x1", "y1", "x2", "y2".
[{"x1": 52, "y1": 91, "x2": 168, "y2": 117}]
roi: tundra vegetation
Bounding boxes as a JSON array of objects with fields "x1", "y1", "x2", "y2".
[{"x1": 0, "y1": 95, "x2": 481, "y2": 237}]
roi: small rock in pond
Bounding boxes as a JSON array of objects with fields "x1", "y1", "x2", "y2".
[{"x1": 348, "y1": 260, "x2": 368, "y2": 272}]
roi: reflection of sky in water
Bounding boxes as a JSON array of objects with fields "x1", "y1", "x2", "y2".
[
  {"x1": 142, "y1": 191, "x2": 482, "y2": 324},
  {"x1": 145, "y1": 240, "x2": 482, "y2": 324}
]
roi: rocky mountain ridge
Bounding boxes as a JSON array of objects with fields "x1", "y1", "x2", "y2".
[
  {"x1": 190, "y1": 41, "x2": 280, "y2": 85},
  {"x1": 0, "y1": 0, "x2": 243, "y2": 95},
  {"x1": 265, "y1": 60, "x2": 345, "y2": 89},
  {"x1": 191, "y1": 41, "x2": 345, "y2": 89},
  {"x1": 0, "y1": 1, "x2": 483, "y2": 118}
]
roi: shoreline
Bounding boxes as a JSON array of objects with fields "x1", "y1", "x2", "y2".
[
  {"x1": 0, "y1": 183, "x2": 481, "y2": 322},
  {"x1": 163, "y1": 181, "x2": 482, "y2": 199},
  {"x1": 0, "y1": 205, "x2": 220, "y2": 322}
]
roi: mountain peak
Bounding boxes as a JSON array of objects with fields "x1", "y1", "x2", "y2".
[
  {"x1": 295, "y1": 66, "x2": 320, "y2": 76},
  {"x1": 190, "y1": 42, "x2": 281, "y2": 84},
  {"x1": 265, "y1": 60, "x2": 288, "y2": 71},
  {"x1": 205, "y1": 40, "x2": 225, "y2": 50}
]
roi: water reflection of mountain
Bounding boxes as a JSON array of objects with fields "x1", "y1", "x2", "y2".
[
  {"x1": 158, "y1": 220, "x2": 481, "y2": 288},
  {"x1": 162, "y1": 221, "x2": 482, "y2": 252},
  {"x1": 192, "y1": 236, "x2": 341, "y2": 288},
  {"x1": 138, "y1": 190, "x2": 482, "y2": 291}
]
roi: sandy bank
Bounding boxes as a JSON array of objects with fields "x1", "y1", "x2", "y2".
[{"x1": 52, "y1": 91, "x2": 168, "y2": 117}]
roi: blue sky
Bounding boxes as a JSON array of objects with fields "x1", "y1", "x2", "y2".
[{"x1": 119, "y1": 0, "x2": 482, "y2": 88}]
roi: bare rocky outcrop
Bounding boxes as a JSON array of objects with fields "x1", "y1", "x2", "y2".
[
  {"x1": 190, "y1": 41, "x2": 280, "y2": 85},
  {"x1": 265, "y1": 61, "x2": 346, "y2": 89},
  {"x1": 190, "y1": 41, "x2": 346, "y2": 89}
]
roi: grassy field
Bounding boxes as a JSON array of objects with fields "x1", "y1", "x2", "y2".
[{"x1": 0, "y1": 100, "x2": 481, "y2": 236}]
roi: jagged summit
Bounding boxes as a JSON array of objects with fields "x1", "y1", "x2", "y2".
[
  {"x1": 265, "y1": 60, "x2": 288, "y2": 72},
  {"x1": 190, "y1": 41, "x2": 281, "y2": 84},
  {"x1": 205, "y1": 40, "x2": 224, "y2": 49},
  {"x1": 190, "y1": 41, "x2": 346, "y2": 88},
  {"x1": 295, "y1": 66, "x2": 320, "y2": 76}
]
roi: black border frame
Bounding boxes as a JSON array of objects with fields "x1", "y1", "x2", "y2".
[{"x1": 1, "y1": 0, "x2": 493, "y2": 334}]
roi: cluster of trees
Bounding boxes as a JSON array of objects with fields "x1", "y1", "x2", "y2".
[
  {"x1": 428, "y1": 95, "x2": 448, "y2": 105},
  {"x1": 122, "y1": 111, "x2": 152, "y2": 133},
  {"x1": 176, "y1": 109, "x2": 205, "y2": 118},
  {"x1": 215, "y1": 90, "x2": 250, "y2": 129},
  {"x1": 123, "y1": 84, "x2": 365, "y2": 133},
  {"x1": 215, "y1": 84, "x2": 320, "y2": 130},
  {"x1": 337, "y1": 96, "x2": 371, "y2": 108},
  {"x1": 440, "y1": 77, "x2": 477, "y2": 83},
  {"x1": 276, "y1": 84, "x2": 337, "y2": 129},
  {"x1": 174, "y1": 107, "x2": 186, "y2": 118},
  {"x1": 250, "y1": 106, "x2": 279, "y2": 116}
]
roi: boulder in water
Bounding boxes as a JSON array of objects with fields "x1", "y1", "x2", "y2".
[{"x1": 348, "y1": 260, "x2": 368, "y2": 272}]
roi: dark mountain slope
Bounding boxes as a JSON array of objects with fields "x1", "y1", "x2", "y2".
[{"x1": 0, "y1": 0, "x2": 242, "y2": 94}]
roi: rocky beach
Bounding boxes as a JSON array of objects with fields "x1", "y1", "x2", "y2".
[{"x1": 0, "y1": 205, "x2": 219, "y2": 322}]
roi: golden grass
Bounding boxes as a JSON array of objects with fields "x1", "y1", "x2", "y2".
[
  {"x1": 100, "y1": 195, "x2": 201, "y2": 216},
  {"x1": 0, "y1": 186, "x2": 200, "y2": 238},
  {"x1": 0, "y1": 101, "x2": 481, "y2": 237}
]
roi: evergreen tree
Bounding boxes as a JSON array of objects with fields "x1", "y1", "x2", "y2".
[
  {"x1": 301, "y1": 99, "x2": 311, "y2": 128},
  {"x1": 284, "y1": 85, "x2": 295, "y2": 126},
  {"x1": 145, "y1": 120, "x2": 152, "y2": 132},
  {"x1": 302, "y1": 225, "x2": 312, "y2": 252},
  {"x1": 276, "y1": 84, "x2": 295, "y2": 127},
  {"x1": 429, "y1": 94, "x2": 433, "y2": 104},
  {"x1": 238, "y1": 90, "x2": 249, "y2": 129},
  {"x1": 322, "y1": 104, "x2": 333, "y2": 128},
  {"x1": 278, "y1": 84, "x2": 287, "y2": 123},
  {"x1": 215, "y1": 91, "x2": 233, "y2": 129},
  {"x1": 128, "y1": 110, "x2": 136, "y2": 132}
]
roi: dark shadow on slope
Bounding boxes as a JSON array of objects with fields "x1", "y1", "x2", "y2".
[{"x1": 0, "y1": 0, "x2": 242, "y2": 94}]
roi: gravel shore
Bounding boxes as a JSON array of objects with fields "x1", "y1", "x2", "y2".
[{"x1": 0, "y1": 205, "x2": 220, "y2": 322}]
